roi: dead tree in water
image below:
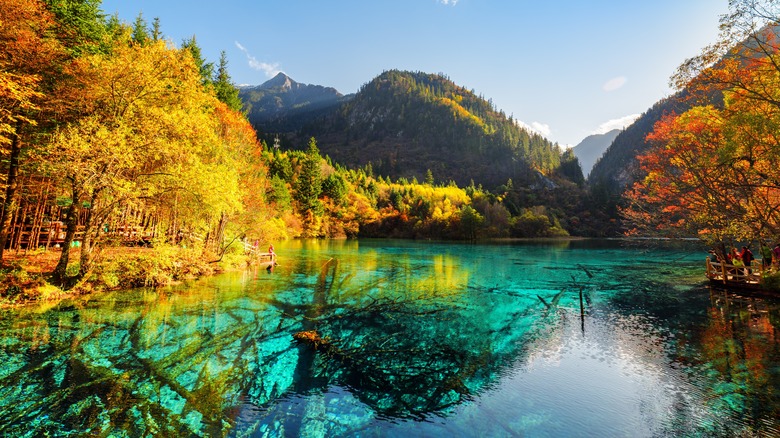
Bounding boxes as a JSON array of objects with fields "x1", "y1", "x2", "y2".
[{"x1": 289, "y1": 258, "x2": 483, "y2": 418}]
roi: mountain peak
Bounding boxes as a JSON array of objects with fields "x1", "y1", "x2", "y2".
[
  {"x1": 239, "y1": 73, "x2": 350, "y2": 133},
  {"x1": 259, "y1": 72, "x2": 299, "y2": 91}
]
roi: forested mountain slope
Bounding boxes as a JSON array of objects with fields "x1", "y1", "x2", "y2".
[
  {"x1": 290, "y1": 70, "x2": 574, "y2": 189},
  {"x1": 588, "y1": 93, "x2": 689, "y2": 192}
]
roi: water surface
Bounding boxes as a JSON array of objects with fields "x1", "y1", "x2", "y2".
[{"x1": 1, "y1": 239, "x2": 779, "y2": 437}]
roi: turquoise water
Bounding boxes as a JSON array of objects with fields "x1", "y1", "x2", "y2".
[{"x1": 1, "y1": 239, "x2": 779, "y2": 437}]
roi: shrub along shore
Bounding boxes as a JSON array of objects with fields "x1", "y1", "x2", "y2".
[{"x1": 0, "y1": 245, "x2": 253, "y2": 307}]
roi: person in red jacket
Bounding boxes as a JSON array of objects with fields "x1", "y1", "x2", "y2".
[
  {"x1": 741, "y1": 246, "x2": 754, "y2": 275},
  {"x1": 728, "y1": 247, "x2": 742, "y2": 265}
]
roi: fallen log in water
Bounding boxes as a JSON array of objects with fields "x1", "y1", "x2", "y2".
[{"x1": 293, "y1": 330, "x2": 331, "y2": 351}]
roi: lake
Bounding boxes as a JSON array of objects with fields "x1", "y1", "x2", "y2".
[{"x1": 1, "y1": 239, "x2": 779, "y2": 437}]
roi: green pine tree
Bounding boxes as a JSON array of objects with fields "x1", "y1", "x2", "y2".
[
  {"x1": 43, "y1": 0, "x2": 110, "y2": 55},
  {"x1": 151, "y1": 17, "x2": 162, "y2": 41},
  {"x1": 131, "y1": 12, "x2": 149, "y2": 45},
  {"x1": 213, "y1": 51, "x2": 243, "y2": 111},
  {"x1": 181, "y1": 36, "x2": 214, "y2": 87},
  {"x1": 425, "y1": 169, "x2": 434, "y2": 186},
  {"x1": 294, "y1": 138, "x2": 324, "y2": 217},
  {"x1": 268, "y1": 175, "x2": 291, "y2": 210}
]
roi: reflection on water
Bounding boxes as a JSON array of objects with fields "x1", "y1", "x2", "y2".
[{"x1": 1, "y1": 239, "x2": 779, "y2": 437}]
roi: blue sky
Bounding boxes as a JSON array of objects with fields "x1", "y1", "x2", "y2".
[{"x1": 100, "y1": 0, "x2": 728, "y2": 147}]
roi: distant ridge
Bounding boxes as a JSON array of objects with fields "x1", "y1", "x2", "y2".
[
  {"x1": 588, "y1": 93, "x2": 689, "y2": 191},
  {"x1": 572, "y1": 129, "x2": 621, "y2": 178},
  {"x1": 239, "y1": 73, "x2": 352, "y2": 133}
]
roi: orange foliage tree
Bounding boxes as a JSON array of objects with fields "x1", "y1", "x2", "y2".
[
  {"x1": 624, "y1": 43, "x2": 780, "y2": 241},
  {"x1": 0, "y1": 0, "x2": 68, "y2": 264}
]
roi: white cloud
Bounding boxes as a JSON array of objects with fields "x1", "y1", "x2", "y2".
[
  {"x1": 235, "y1": 41, "x2": 281, "y2": 78},
  {"x1": 516, "y1": 119, "x2": 552, "y2": 138},
  {"x1": 602, "y1": 76, "x2": 627, "y2": 92},
  {"x1": 531, "y1": 121, "x2": 551, "y2": 137},
  {"x1": 437, "y1": 0, "x2": 459, "y2": 5},
  {"x1": 592, "y1": 113, "x2": 640, "y2": 134}
]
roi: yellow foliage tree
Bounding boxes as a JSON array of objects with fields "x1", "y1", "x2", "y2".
[{"x1": 46, "y1": 39, "x2": 251, "y2": 283}]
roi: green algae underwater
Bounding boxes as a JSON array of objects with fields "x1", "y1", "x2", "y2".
[{"x1": 1, "y1": 239, "x2": 778, "y2": 437}]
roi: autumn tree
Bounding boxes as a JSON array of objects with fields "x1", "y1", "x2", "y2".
[
  {"x1": 210, "y1": 97, "x2": 278, "y2": 251},
  {"x1": 46, "y1": 38, "x2": 249, "y2": 283},
  {"x1": 0, "y1": 0, "x2": 68, "y2": 265},
  {"x1": 672, "y1": 0, "x2": 780, "y2": 97},
  {"x1": 624, "y1": 1, "x2": 780, "y2": 241},
  {"x1": 623, "y1": 107, "x2": 733, "y2": 239}
]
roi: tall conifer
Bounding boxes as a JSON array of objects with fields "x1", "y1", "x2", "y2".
[{"x1": 214, "y1": 51, "x2": 242, "y2": 112}]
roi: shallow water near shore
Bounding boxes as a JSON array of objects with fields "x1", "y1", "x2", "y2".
[{"x1": 1, "y1": 239, "x2": 779, "y2": 436}]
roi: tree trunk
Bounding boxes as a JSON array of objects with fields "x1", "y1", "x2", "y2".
[
  {"x1": 215, "y1": 212, "x2": 227, "y2": 253},
  {"x1": 11, "y1": 202, "x2": 29, "y2": 251},
  {"x1": 52, "y1": 184, "x2": 81, "y2": 286},
  {"x1": 79, "y1": 191, "x2": 100, "y2": 277},
  {"x1": 0, "y1": 125, "x2": 22, "y2": 266},
  {"x1": 28, "y1": 181, "x2": 49, "y2": 253}
]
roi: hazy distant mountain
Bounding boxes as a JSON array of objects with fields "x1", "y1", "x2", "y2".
[
  {"x1": 588, "y1": 93, "x2": 690, "y2": 191},
  {"x1": 571, "y1": 129, "x2": 621, "y2": 178},
  {"x1": 239, "y1": 73, "x2": 352, "y2": 132},
  {"x1": 586, "y1": 25, "x2": 775, "y2": 193}
]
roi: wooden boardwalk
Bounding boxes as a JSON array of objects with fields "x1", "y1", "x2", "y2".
[{"x1": 706, "y1": 257, "x2": 766, "y2": 290}]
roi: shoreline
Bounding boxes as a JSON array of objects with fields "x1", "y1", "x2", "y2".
[
  {"x1": 0, "y1": 246, "x2": 253, "y2": 309},
  {"x1": 1, "y1": 235, "x2": 717, "y2": 308}
]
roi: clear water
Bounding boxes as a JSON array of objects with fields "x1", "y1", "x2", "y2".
[{"x1": 1, "y1": 239, "x2": 779, "y2": 437}]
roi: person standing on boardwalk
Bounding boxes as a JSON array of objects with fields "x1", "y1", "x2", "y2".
[
  {"x1": 761, "y1": 242, "x2": 773, "y2": 269},
  {"x1": 741, "y1": 246, "x2": 754, "y2": 275},
  {"x1": 729, "y1": 247, "x2": 743, "y2": 266}
]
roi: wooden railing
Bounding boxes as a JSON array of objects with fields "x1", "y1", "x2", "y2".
[{"x1": 706, "y1": 257, "x2": 765, "y2": 286}]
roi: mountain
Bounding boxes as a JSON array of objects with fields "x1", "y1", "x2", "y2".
[
  {"x1": 588, "y1": 93, "x2": 690, "y2": 192},
  {"x1": 571, "y1": 129, "x2": 621, "y2": 178},
  {"x1": 290, "y1": 70, "x2": 573, "y2": 189},
  {"x1": 239, "y1": 73, "x2": 352, "y2": 133},
  {"x1": 585, "y1": 25, "x2": 774, "y2": 194}
]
